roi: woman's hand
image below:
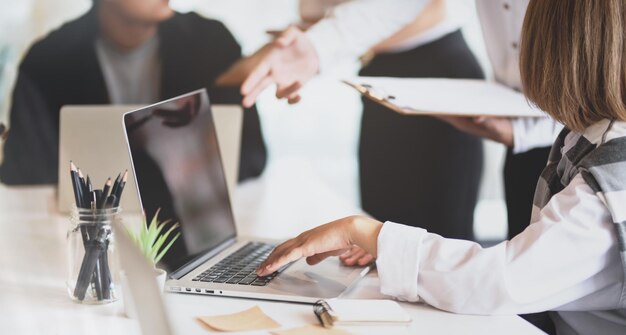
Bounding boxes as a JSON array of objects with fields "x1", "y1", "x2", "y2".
[
  {"x1": 339, "y1": 245, "x2": 375, "y2": 267},
  {"x1": 240, "y1": 26, "x2": 319, "y2": 107},
  {"x1": 256, "y1": 216, "x2": 383, "y2": 276},
  {"x1": 437, "y1": 116, "x2": 514, "y2": 147},
  {"x1": 215, "y1": 44, "x2": 273, "y2": 87}
]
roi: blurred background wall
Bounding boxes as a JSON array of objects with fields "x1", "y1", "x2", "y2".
[{"x1": 0, "y1": 0, "x2": 507, "y2": 241}]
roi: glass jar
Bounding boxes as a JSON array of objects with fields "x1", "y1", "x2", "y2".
[{"x1": 66, "y1": 206, "x2": 121, "y2": 304}]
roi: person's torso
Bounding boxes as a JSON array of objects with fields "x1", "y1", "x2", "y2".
[
  {"x1": 475, "y1": 0, "x2": 528, "y2": 89},
  {"x1": 532, "y1": 119, "x2": 626, "y2": 335},
  {"x1": 300, "y1": 0, "x2": 465, "y2": 55},
  {"x1": 95, "y1": 35, "x2": 161, "y2": 105}
]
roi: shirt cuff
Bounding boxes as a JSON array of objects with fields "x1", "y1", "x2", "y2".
[
  {"x1": 376, "y1": 221, "x2": 426, "y2": 302},
  {"x1": 511, "y1": 117, "x2": 563, "y2": 154},
  {"x1": 305, "y1": 22, "x2": 341, "y2": 73},
  {"x1": 511, "y1": 118, "x2": 527, "y2": 154}
]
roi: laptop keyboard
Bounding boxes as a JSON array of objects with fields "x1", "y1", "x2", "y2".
[{"x1": 192, "y1": 242, "x2": 278, "y2": 286}]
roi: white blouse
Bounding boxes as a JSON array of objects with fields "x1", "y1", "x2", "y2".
[
  {"x1": 306, "y1": 0, "x2": 562, "y2": 152},
  {"x1": 376, "y1": 124, "x2": 626, "y2": 334}
]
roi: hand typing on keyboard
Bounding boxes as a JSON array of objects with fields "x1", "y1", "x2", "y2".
[
  {"x1": 192, "y1": 242, "x2": 278, "y2": 286},
  {"x1": 256, "y1": 216, "x2": 383, "y2": 277}
]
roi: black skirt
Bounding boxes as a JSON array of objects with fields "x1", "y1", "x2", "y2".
[{"x1": 358, "y1": 29, "x2": 484, "y2": 240}]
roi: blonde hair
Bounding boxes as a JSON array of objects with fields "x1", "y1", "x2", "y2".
[{"x1": 520, "y1": 0, "x2": 626, "y2": 132}]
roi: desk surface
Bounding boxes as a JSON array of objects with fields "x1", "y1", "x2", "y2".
[{"x1": 0, "y1": 163, "x2": 543, "y2": 334}]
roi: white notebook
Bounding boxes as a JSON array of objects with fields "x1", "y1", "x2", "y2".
[
  {"x1": 314, "y1": 299, "x2": 412, "y2": 327},
  {"x1": 344, "y1": 77, "x2": 545, "y2": 118}
]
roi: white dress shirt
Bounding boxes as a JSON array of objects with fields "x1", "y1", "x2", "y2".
[
  {"x1": 306, "y1": 0, "x2": 561, "y2": 152},
  {"x1": 306, "y1": 0, "x2": 430, "y2": 71},
  {"x1": 475, "y1": 0, "x2": 562, "y2": 153},
  {"x1": 376, "y1": 124, "x2": 626, "y2": 335}
]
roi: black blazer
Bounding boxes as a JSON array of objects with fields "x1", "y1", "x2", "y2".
[{"x1": 0, "y1": 8, "x2": 266, "y2": 185}]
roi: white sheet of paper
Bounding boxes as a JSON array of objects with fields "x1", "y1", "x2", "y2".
[
  {"x1": 344, "y1": 77, "x2": 545, "y2": 117},
  {"x1": 326, "y1": 299, "x2": 411, "y2": 324}
]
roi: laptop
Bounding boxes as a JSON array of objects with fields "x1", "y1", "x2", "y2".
[
  {"x1": 122, "y1": 89, "x2": 369, "y2": 303},
  {"x1": 58, "y1": 104, "x2": 243, "y2": 213}
]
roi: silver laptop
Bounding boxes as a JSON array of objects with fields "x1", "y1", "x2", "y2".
[
  {"x1": 58, "y1": 104, "x2": 243, "y2": 213},
  {"x1": 122, "y1": 89, "x2": 369, "y2": 303}
]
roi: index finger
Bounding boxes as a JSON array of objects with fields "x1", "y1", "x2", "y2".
[
  {"x1": 257, "y1": 246, "x2": 304, "y2": 276},
  {"x1": 241, "y1": 58, "x2": 272, "y2": 97}
]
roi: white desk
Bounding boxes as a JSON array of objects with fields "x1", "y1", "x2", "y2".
[{"x1": 0, "y1": 165, "x2": 543, "y2": 334}]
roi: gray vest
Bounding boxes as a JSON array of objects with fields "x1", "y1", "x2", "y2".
[{"x1": 533, "y1": 121, "x2": 626, "y2": 333}]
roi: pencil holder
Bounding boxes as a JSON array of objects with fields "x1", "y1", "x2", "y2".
[{"x1": 66, "y1": 206, "x2": 121, "y2": 304}]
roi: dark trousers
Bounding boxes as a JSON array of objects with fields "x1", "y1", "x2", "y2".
[
  {"x1": 504, "y1": 147, "x2": 552, "y2": 239},
  {"x1": 358, "y1": 30, "x2": 484, "y2": 240},
  {"x1": 504, "y1": 147, "x2": 555, "y2": 334}
]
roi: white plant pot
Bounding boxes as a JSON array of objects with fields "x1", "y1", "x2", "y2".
[{"x1": 120, "y1": 268, "x2": 167, "y2": 318}]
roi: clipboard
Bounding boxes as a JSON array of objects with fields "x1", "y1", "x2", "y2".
[{"x1": 343, "y1": 77, "x2": 545, "y2": 118}]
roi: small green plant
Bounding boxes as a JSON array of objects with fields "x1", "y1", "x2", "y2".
[{"x1": 125, "y1": 209, "x2": 181, "y2": 267}]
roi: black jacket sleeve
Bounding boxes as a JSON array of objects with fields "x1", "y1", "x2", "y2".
[
  {"x1": 192, "y1": 18, "x2": 267, "y2": 181},
  {"x1": 0, "y1": 71, "x2": 58, "y2": 184}
]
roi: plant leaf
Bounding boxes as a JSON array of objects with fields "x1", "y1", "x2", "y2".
[
  {"x1": 145, "y1": 209, "x2": 167, "y2": 259},
  {"x1": 155, "y1": 231, "x2": 181, "y2": 264},
  {"x1": 126, "y1": 208, "x2": 181, "y2": 266},
  {"x1": 139, "y1": 213, "x2": 152, "y2": 258},
  {"x1": 150, "y1": 222, "x2": 180, "y2": 262}
]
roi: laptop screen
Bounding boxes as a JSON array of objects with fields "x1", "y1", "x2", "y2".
[{"x1": 123, "y1": 89, "x2": 236, "y2": 273}]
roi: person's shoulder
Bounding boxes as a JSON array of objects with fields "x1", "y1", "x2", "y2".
[
  {"x1": 20, "y1": 10, "x2": 96, "y2": 73},
  {"x1": 165, "y1": 12, "x2": 239, "y2": 47},
  {"x1": 169, "y1": 12, "x2": 230, "y2": 33}
]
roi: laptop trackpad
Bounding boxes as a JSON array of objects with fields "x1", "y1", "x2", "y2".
[{"x1": 267, "y1": 257, "x2": 362, "y2": 299}]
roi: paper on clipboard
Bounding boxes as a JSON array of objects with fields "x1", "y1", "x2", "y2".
[{"x1": 343, "y1": 77, "x2": 545, "y2": 117}]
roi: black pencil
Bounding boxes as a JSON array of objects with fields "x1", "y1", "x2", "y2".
[
  {"x1": 69, "y1": 161, "x2": 83, "y2": 208},
  {"x1": 113, "y1": 170, "x2": 128, "y2": 207},
  {"x1": 110, "y1": 172, "x2": 122, "y2": 200},
  {"x1": 94, "y1": 190, "x2": 103, "y2": 209},
  {"x1": 78, "y1": 168, "x2": 89, "y2": 208},
  {"x1": 100, "y1": 178, "x2": 112, "y2": 204},
  {"x1": 70, "y1": 162, "x2": 90, "y2": 249},
  {"x1": 86, "y1": 175, "x2": 93, "y2": 193},
  {"x1": 105, "y1": 195, "x2": 117, "y2": 209}
]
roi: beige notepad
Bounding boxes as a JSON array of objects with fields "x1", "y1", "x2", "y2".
[
  {"x1": 271, "y1": 325, "x2": 352, "y2": 335},
  {"x1": 344, "y1": 77, "x2": 545, "y2": 118},
  {"x1": 197, "y1": 306, "x2": 280, "y2": 332},
  {"x1": 314, "y1": 299, "x2": 411, "y2": 327}
]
